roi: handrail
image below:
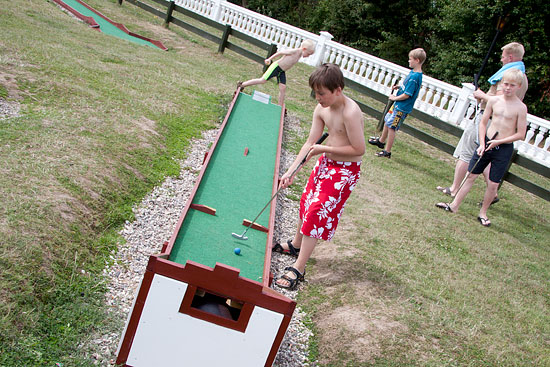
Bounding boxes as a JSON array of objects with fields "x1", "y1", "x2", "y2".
[{"x1": 171, "y1": 0, "x2": 549, "y2": 167}]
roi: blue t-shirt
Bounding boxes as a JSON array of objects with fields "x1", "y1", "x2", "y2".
[{"x1": 395, "y1": 70, "x2": 423, "y2": 114}]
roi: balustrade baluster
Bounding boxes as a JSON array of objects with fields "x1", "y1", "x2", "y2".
[
  {"x1": 421, "y1": 87, "x2": 433, "y2": 112},
  {"x1": 430, "y1": 87, "x2": 442, "y2": 115},
  {"x1": 538, "y1": 132, "x2": 550, "y2": 162},
  {"x1": 351, "y1": 58, "x2": 360, "y2": 81},
  {"x1": 439, "y1": 91, "x2": 450, "y2": 120},
  {"x1": 358, "y1": 61, "x2": 367, "y2": 82}
]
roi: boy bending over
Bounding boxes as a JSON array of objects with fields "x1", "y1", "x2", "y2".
[
  {"x1": 273, "y1": 63, "x2": 365, "y2": 289},
  {"x1": 436, "y1": 68, "x2": 527, "y2": 226},
  {"x1": 237, "y1": 39, "x2": 315, "y2": 106}
]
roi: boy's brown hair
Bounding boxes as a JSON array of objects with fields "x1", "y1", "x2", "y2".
[
  {"x1": 309, "y1": 63, "x2": 345, "y2": 92},
  {"x1": 409, "y1": 48, "x2": 427, "y2": 64}
]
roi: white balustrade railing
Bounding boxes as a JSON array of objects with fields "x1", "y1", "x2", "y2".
[{"x1": 173, "y1": 0, "x2": 550, "y2": 167}]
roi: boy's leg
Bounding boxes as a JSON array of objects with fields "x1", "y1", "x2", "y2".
[
  {"x1": 450, "y1": 159, "x2": 469, "y2": 195},
  {"x1": 440, "y1": 173, "x2": 479, "y2": 212},
  {"x1": 379, "y1": 125, "x2": 389, "y2": 143},
  {"x1": 275, "y1": 235, "x2": 318, "y2": 288},
  {"x1": 277, "y1": 83, "x2": 286, "y2": 106},
  {"x1": 481, "y1": 163, "x2": 499, "y2": 203},
  {"x1": 277, "y1": 218, "x2": 304, "y2": 251},
  {"x1": 479, "y1": 180, "x2": 499, "y2": 220},
  {"x1": 241, "y1": 78, "x2": 267, "y2": 88},
  {"x1": 385, "y1": 128, "x2": 397, "y2": 153}
]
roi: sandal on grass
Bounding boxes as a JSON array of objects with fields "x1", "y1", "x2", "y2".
[
  {"x1": 435, "y1": 202, "x2": 454, "y2": 212},
  {"x1": 276, "y1": 266, "x2": 305, "y2": 290},
  {"x1": 272, "y1": 240, "x2": 300, "y2": 257},
  {"x1": 436, "y1": 186, "x2": 453, "y2": 196},
  {"x1": 477, "y1": 216, "x2": 491, "y2": 227},
  {"x1": 375, "y1": 150, "x2": 391, "y2": 158},
  {"x1": 368, "y1": 137, "x2": 386, "y2": 149}
]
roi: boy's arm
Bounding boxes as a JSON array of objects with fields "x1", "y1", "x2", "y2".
[
  {"x1": 390, "y1": 93, "x2": 410, "y2": 101},
  {"x1": 476, "y1": 99, "x2": 494, "y2": 155},
  {"x1": 279, "y1": 107, "x2": 326, "y2": 188},
  {"x1": 265, "y1": 48, "x2": 297, "y2": 64}
]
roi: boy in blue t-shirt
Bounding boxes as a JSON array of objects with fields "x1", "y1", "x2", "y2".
[{"x1": 368, "y1": 48, "x2": 426, "y2": 158}]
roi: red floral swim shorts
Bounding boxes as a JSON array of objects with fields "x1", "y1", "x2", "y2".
[{"x1": 299, "y1": 154, "x2": 361, "y2": 241}]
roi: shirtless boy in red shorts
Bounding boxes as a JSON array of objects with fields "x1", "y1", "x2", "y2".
[{"x1": 274, "y1": 63, "x2": 366, "y2": 289}]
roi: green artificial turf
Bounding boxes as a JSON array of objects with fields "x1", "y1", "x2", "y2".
[
  {"x1": 170, "y1": 92, "x2": 282, "y2": 282},
  {"x1": 59, "y1": 0, "x2": 163, "y2": 49}
]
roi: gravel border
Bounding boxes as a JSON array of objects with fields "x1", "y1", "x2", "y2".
[
  {"x1": 0, "y1": 99, "x2": 20, "y2": 121},
  {"x1": 90, "y1": 112, "x2": 317, "y2": 367}
]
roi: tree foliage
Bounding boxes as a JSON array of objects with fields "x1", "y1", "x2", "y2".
[{"x1": 229, "y1": 0, "x2": 549, "y2": 118}]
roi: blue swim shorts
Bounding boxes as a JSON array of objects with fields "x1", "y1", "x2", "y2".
[{"x1": 384, "y1": 108, "x2": 408, "y2": 131}]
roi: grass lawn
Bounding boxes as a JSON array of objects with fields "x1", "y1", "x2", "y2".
[{"x1": 0, "y1": 0, "x2": 548, "y2": 366}]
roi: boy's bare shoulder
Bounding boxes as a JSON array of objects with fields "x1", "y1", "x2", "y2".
[{"x1": 343, "y1": 96, "x2": 362, "y2": 117}]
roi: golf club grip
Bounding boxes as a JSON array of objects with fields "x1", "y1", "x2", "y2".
[
  {"x1": 299, "y1": 132, "x2": 329, "y2": 165},
  {"x1": 485, "y1": 131, "x2": 498, "y2": 148},
  {"x1": 316, "y1": 132, "x2": 329, "y2": 145}
]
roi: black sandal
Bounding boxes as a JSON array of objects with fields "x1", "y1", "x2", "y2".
[
  {"x1": 276, "y1": 266, "x2": 305, "y2": 290},
  {"x1": 375, "y1": 150, "x2": 391, "y2": 158},
  {"x1": 368, "y1": 136, "x2": 386, "y2": 149},
  {"x1": 272, "y1": 240, "x2": 300, "y2": 257}
]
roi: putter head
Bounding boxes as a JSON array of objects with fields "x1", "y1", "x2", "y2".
[{"x1": 231, "y1": 232, "x2": 248, "y2": 240}]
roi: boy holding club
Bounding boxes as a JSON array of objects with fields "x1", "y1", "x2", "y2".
[
  {"x1": 368, "y1": 48, "x2": 426, "y2": 158},
  {"x1": 273, "y1": 63, "x2": 365, "y2": 289},
  {"x1": 436, "y1": 68, "x2": 527, "y2": 227}
]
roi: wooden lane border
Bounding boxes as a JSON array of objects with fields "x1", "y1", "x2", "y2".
[
  {"x1": 263, "y1": 102, "x2": 285, "y2": 287},
  {"x1": 51, "y1": 0, "x2": 99, "y2": 28},
  {"x1": 56, "y1": 0, "x2": 168, "y2": 50},
  {"x1": 163, "y1": 87, "x2": 243, "y2": 255}
]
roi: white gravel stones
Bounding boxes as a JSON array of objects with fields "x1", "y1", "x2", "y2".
[
  {"x1": 0, "y1": 99, "x2": 20, "y2": 120},
  {"x1": 91, "y1": 113, "x2": 317, "y2": 366}
]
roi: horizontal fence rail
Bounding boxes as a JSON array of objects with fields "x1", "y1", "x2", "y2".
[{"x1": 118, "y1": 0, "x2": 549, "y2": 201}]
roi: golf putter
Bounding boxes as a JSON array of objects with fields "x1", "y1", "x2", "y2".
[
  {"x1": 232, "y1": 132, "x2": 329, "y2": 240},
  {"x1": 376, "y1": 85, "x2": 397, "y2": 132},
  {"x1": 455, "y1": 131, "x2": 498, "y2": 196}
]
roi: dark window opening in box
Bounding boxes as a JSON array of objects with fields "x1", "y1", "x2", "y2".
[{"x1": 190, "y1": 288, "x2": 244, "y2": 322}]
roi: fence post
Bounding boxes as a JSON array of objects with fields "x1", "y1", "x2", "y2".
[
  {"x1": 211, "y1": 0, "x2": 225, "y2": 23},
  {"x1": 263, "y1": 44, "x2": 277, "y2": 71},
  {"x1": 218, "y1": 24, "x2": 231, "y2": 54},
  {"x1": 164, "y1": 1, "x2": 176, "y2": 28},
  {"x1": 449, "y1": 83, "x2": 475, "y2": 125},
  {"x1": 311, "y1": 31, "x2": 333, "y2": 67}
]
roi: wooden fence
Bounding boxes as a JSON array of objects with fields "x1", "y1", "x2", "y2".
[{"x1": 117, "y1": 0, "x2": 549, "y2": 202}]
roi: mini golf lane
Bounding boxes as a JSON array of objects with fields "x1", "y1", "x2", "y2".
[
  {"x1": 169, "y1": 92, "x2": 283, "y2": 283},
  {"x1": 53, "y1": 0, "x2": 167, "y2": 50}
]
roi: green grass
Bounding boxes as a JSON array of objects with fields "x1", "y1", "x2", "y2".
[{"x1": 1, "y1": 0, "x2": 548, "y2": 366}]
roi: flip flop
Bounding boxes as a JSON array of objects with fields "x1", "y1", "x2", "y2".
[
  {"x1": 435, "y1": 202, "x2": 454, "y2": 212},
  {"x1": 477, "y1": 216, "x2": 491, "y2": 227},
  {"x1": 436, "y1": 186, "x2": 453, "y2": 196}
]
